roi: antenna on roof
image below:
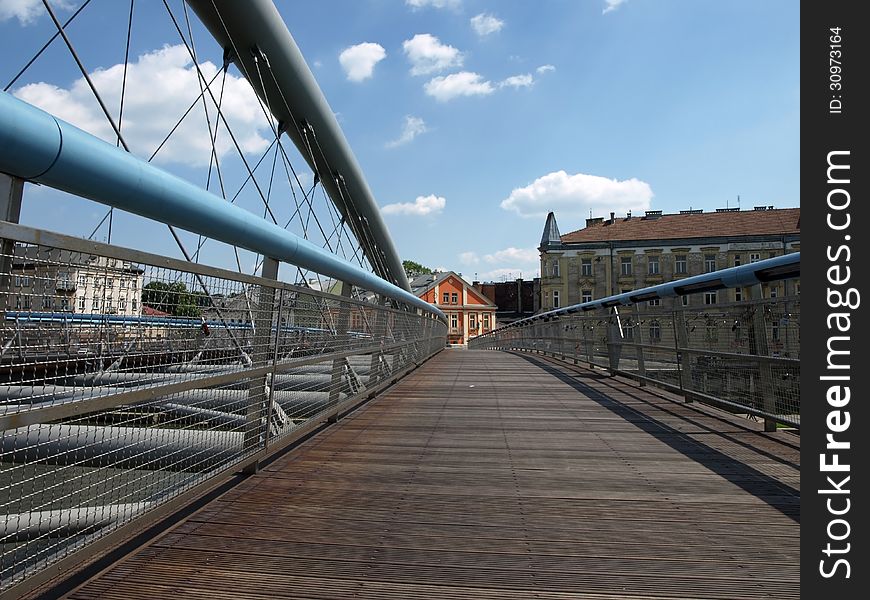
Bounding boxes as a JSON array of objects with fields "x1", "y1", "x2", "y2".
[{"x1": 737, "y1": 194, "x2": 740, "y2": 210}]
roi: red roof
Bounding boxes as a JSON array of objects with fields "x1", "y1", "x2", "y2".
[
  {"x1": 142, "y1": 305, "x2": 171, "y2": 317},
  {"x1": 561, "y1": 208, "x2": 800, "y2": 244}
]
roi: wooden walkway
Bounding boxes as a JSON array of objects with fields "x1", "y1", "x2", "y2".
[{"x1": 63, "y1": 349, "x2": 800, "y2": 599}]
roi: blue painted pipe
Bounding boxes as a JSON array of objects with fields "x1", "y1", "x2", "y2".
[
  {"x1": 494, "y1": 252, "x2": 799, "y2": 329},
  {"x1": 0, "y1": 92, "x2": 444, "y2": 320}
]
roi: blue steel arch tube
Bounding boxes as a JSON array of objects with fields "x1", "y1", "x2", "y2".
[{"x1": 0, "y1": 91, "x2": 444, "y2": 320}]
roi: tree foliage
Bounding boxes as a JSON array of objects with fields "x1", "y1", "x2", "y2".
[
  {"x1": 402, "y1": 260, "x2": 433, "y2": 277},
  {"x1": 142, "y1": 281, "x2": 208, "y2": 317}
]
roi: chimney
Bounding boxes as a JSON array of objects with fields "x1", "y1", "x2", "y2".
[
  {"x1": 586, "y1": 216, "x2": 604, "y2": 227},
  {"x1": 609, "y1": 211, "x2": 615, "y2": 224}
]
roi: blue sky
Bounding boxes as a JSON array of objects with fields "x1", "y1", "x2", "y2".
[{"x1": 0, "y1": 0, "x2": 799, "y2": 282}]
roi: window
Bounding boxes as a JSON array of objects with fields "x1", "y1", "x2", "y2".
[
  {"x1": 451, "y1": 292, "x2": 458, "y2": 304},
  {"x1": 681, "y1": 295, "x2": 689, "y2": 306},
  {"x1": 132, "y1": 299, "x2": 138, "y2": 312},
  {"x1": 734, "y1": 254, "x2": 742, "y2": 267},
  {"x1": 442, "y1": 292, "x2": 449, "y2": 304},
  {"x1": 704, "y1": 254, "x2": 717, "y2": 273},
  {"x1": 106, "y1": 296, "x2": 114, "y2": 312},
  {"x1": 92, "y1": 299, "x2": 100, "y2": 312},
  {"x1": 552, "y1": 290, "x2": 560, "y2": 308},
  {"x1": 675, "y1": 255, "x2": 687, "y2": 274},
  {"x1": 483, "y1": 314, "x2": 490, "y2": 329},
  {"x1": 704, "y1": 291, "x2": 718, "y2": 305},
  {"x1": 130, "y1": 279, "x2": 137, "y2": 291},
  {"x1": 22, "y1": 295, "x2": 31, "y2": 309},
  {"x1": 581, "y1": 258, "x2": 592, "y2": 276},
  {"x1": 749, "y1": 253, "x2": 761, "y2": 263},
  {"x1": 648, "y1": 256, "x2": 660, "y2": 275},
  {"x1": 60, "y1": 298, "x2": 70, "y2": 311},
  {"x1": 649, "y1": 320, "x2": 661, "y2": 342},
  {"x1": 551, "y1": 259, "x2": 560, "y2": 277},
  {"x1": 620, "y1": 257, "x2": 632, "y2": 276},
  {"x1": 120, "y1": 297, "x2": 127, "y2": 311},
  {"x1": 42, "y1": 296, "x2": 52, "y2": 310},
  {"x1": 78, "y1": 296, "x2": 86, "y2": 311},
  {"x1": 450, "y1": 313, "x2": 458, "y2": 329},
  {"x1": 78, "y1": 274, "x2": 87, "y2": 286},
  {"x1": 469, "y1": 314, "x2": 477, "y2": 329},
  {"x1": 769, "y1": 286, "x2": 778, "y2": 299},
  {"x1": 94, "y1": 277, "x2": 103, "y2": 288},
  {"x1": 14, "y1": 275, "x2": 31, "y2": 287},
  {"x1": 120, "y1": 279, "x2": 127, "y2": 289},
  {"x1": 735, "y1": 288, "x2": 743, "y2": 302},
  {"x1": 648, "y1": 298, "x2": 661, "y2": 306},
  {"x1": 581, "y1": 290, "x2": 592, "y2": 303},
  {"x1": 107, "y1": 278, "x2": 114, "y2": 289}
]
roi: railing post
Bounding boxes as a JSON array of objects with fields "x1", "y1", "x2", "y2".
[
  {"x1": 606, "y1": 309, "x2": 622, "y2": 375},
  {"x1": 368, "y1": 294, "x2": 387, "y2": 385},
  {"x1": 0, "y1": 174, "x2": 24, "y2": 315},
  {"x1": 673, "y1": 308, "x2": 692, "y2": 402},
  {"x1": 328, "y1": 280, "x2": 353, "y2": 423},
  {"x1": 749, "y1": 284, "x2": 778, "y2": 432},
  {"x1": 243, "y1": 256, "x2": 279, "y2": 473},
  {"x1": 632, "y1": 304, "x2": 646, "y2": 386}
]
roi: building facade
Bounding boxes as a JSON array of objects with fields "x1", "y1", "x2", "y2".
[
  {"x1": 539, "y1": 207, "x2": 800, "y2": 311},
  {"x1": 412, "y1": 271, "x2": 497, "y2": 345},
  {"x1": 472, "y1": 278, "x2": 540, "y2": 325},
  {"x1": 8, "y1": 248, "x2": 144, "y2": 316}
]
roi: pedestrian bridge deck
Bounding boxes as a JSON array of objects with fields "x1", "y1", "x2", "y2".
[{"x1": 61, "y1": 349, "x2": 800, "y2": 599}]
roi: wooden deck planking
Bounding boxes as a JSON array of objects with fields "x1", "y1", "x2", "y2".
[{"x1": 65, "y1": 349, "x2": 799, "y2": 599}]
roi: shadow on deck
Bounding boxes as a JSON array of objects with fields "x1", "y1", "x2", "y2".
[{"x1": 54, "y1": 349, "x2": 800, "y2": 599}]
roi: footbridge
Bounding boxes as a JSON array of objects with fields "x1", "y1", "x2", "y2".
[{"x1": 0, "y1": 2, "x2": 799, "y2": 598}]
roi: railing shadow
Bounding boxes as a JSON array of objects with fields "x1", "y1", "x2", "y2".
[{"x1": 515, "y1": 352, "x2": 799, "y2": 523}]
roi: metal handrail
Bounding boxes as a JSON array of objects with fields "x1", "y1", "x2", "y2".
[{"x1": 0, "y1": 92, "x2": 442, "y2": 320}]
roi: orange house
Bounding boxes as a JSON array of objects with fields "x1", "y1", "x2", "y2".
[{"x1": 411, "y1": 271, "x2": 498, "y2": 345}]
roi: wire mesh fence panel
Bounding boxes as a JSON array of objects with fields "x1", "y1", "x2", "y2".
[
  {"x1": 0, "y1": 229, "x2": 446, "y2": 591},
  {"x1": 470, "y1": 289, "x2": 799, "y2": 429}
]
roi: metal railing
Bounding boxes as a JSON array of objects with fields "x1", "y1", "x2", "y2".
[
  {"x1": 470, "y1": 255, "x2": 799, "y2": 432},
  {"x1": 0, "y1": 222, "x2": 446, "y2": 595}
]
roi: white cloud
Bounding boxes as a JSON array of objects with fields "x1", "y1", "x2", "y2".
[
  {"x1": 500, "y1": 74, "x2": 534, "y2": 89},
  {"x1": 470, "y1": 13, "x2": 504, "y2": 36},
  {"x1": 458, "y1": 246, "x2": 540, "y2": 282},
  {"x1": 406, "y1": 0, "x2": 461, "y2": 10},
  {"x1": 13, "y1": 44, "x2": 271, "y2": 168},
  {"x1": 0, "y1": 0, "x2": 72, "y2": 25},
  {"x1": 483, "y1": 247, "x2": 539, "y2": 264},
  {"x1": 501, "y1": 170, "x2": 653, "y2": 218},
  {"x1": 536, "y1": 64, "x2": 556, "y2": 74},
  {"x1": 386, "y1": 115, "x2": 428, "y2": 148},
  {"x1": 403, "y1": 34, "x2": 463, "y2": 76},
  {"x1": 382, "y1": 194, "x2": 446, "y2": 216},
  {"x1": 424, "y1": 72, "x2": 494, "y2": 102},
  {"x1": 339, "y1": 42, "x2": 387, "y2": 82},
  {"x1": 603, "y1": 0, "x2": 628, "y2": 14}
]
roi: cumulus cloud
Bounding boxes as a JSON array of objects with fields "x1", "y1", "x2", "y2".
[
  {"x1": 500, "y1": 74, "x2": 534, "y2": 89},
  {"x1": 424, "y1": 72, "x2": 494, "y2": 102},
  {"x1": 386, "y1": 115, "x2": 428, "y2": 148},
  {"x1": 459, "y1": 246, "x2": 540, "y2": 281},
  {"x1": 501, "y1": 170, "x2": 653, "y2": 218},
  {"x1": 536, "y1": 64, "x2": 556, "y2": 74},
  {"x1": 403, "y1": 34, "x2": 463, "y2": 76},
  {"x1": 405, "y1": 0, "x2": 461, "y2": 10},
  {"x1": 603, "y1": 0, "x2": 628, "y2": 14},
  {"x1": 13, "y1": 44, "x2": 271, "y2": 168},
  {"x1": 470, "y1": 13, "x2": 504, "y2": 36},
  {"x1": 484, "y1": 247, "x2": 539, "y2": 264},
  {"x1": 0, "y1": 0, "x2": 72, "y2": 25},
  {"x1": 339, "y1": 42, "x2": 387, "y2": 82},
  {"x1": 382, "y1": 194, "x2": 446, "y2": 216}
]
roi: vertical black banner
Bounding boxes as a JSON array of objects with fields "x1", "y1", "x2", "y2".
[{"x1": 802, "y1": 2, "x2": 868, "y2": 597}]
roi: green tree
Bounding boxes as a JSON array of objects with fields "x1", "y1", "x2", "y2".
[
  {"x1": 142, "y1": 281, "x2": 203, "y2": 317},
  {"x1": 402, "y1": 260, "x2": 432, "y2": 277}
]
